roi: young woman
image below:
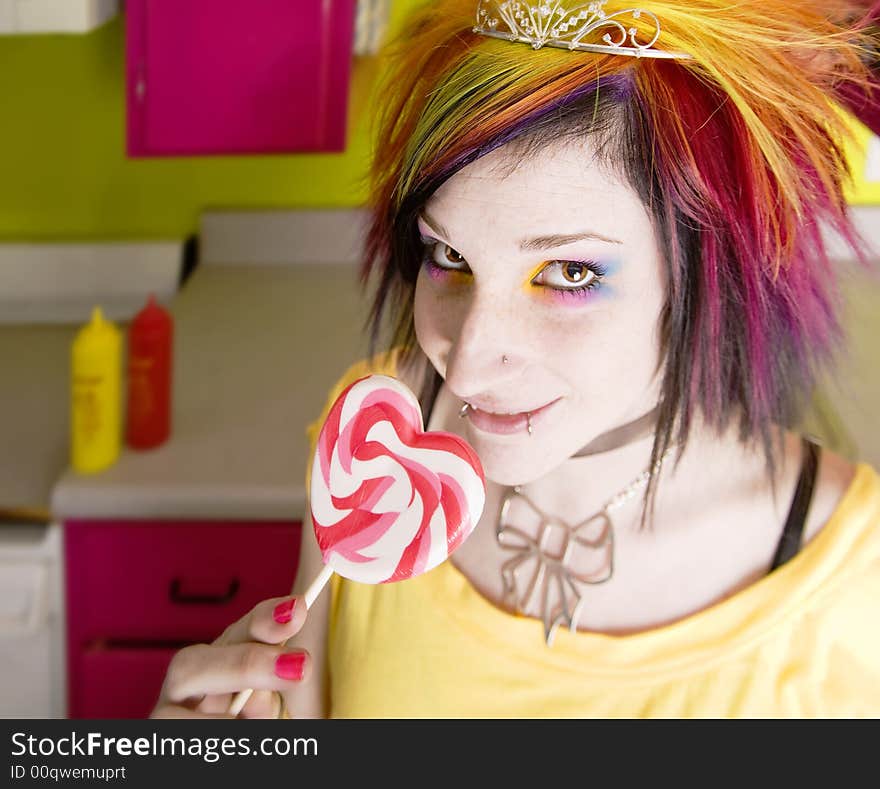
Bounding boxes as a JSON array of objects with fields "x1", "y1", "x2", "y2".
[{"x1": 152, "y1": 0, "x2": 880, "y2": 718}]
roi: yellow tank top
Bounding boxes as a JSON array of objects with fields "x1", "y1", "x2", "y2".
[{"x1": 306, "y1": 353, "x2": 880, "y2": 717}]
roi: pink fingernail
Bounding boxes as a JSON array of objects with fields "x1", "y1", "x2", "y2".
[
  {"x1": 275, "y1": 652, "x2": 306, "y2": 681},
  {"x1": 273, "y1": 598, "x2": 296, "y2": 624}
]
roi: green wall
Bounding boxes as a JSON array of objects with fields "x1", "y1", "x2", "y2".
[
  {"x1": 0, "y1": 3, "x2": 424, "y2": 241},
  {"x1": 2, "y1": 1, "x2": 870, "y2": 242}
]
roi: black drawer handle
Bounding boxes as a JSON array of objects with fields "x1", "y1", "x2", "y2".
[{"x1": 169, "y1": 578, "x2": 240, "y2": 605}]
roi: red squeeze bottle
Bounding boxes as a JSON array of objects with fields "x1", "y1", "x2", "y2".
[{"x1": 126, "y1": 294, "x2": 173, "y2": 449}]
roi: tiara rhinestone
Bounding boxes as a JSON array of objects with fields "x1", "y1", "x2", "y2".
[{"x1": 473, "y1": 1, "x2": 691, "y2": 60}]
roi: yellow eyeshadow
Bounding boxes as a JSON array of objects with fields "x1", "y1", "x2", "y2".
[
  {"x1": 428, "y1": 266, "x2": 471, "y2": 286},
  {"x1": 446, "y1": 270, "x2": 471, "y2": 284},
  {"x1": 520, "y1": 261, "x2": 547, "y2": 294}
]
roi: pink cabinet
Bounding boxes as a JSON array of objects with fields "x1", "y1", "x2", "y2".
[
  {"x1": 64, "y1": 519, "x2": 301, "y2": 718},
  {"x1": 126, "y1": 0, "x2": 357, "y2": 156}
]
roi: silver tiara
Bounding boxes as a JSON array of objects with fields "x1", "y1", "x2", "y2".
[{"x1": 473, "y1": 1, "x2": 692, "y2": 60}]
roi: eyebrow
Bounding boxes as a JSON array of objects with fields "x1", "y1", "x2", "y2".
[{"x1": 419, "y1": 211, "x2": 622, "y2": 250}]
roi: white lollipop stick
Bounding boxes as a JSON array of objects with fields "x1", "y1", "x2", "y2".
[{"x1": 226, "y1": 564, "x2": 334, "y2": 718}]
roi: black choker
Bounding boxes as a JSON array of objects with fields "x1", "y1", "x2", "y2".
[{"x1": 571, "y1": 406, "x2": 659, "y2": 458}]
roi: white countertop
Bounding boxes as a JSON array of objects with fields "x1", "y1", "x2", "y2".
[
  {"x1": 47, "y1": 262, "x2": 372, "y2": 521},
  {"x1": 0, "y1": 323, "x2": 77, "y2": 517}
]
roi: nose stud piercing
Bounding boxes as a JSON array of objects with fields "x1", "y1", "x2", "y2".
[{"x1": 502, "y1": 355, "x2": 510, "y2": 364}]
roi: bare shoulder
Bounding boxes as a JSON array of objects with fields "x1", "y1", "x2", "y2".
[{"x1": 802, "y1": 438, "x2": 858, "y2": 544}]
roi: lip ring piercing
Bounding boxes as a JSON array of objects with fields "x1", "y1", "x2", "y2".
[{"x1": 460, "y1": 401, "x2": 533, "y2": 435}]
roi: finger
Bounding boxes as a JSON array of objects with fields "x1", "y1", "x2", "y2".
[
  {"x1": 239, "y1": 690, "x2": 283, "y2": 720},
  {"x1": 196, "y1": 692, "x2": 233, "y2": 715},
  {"x1": 150, "y1": 704, "x2": 233, "y2": 719},
  {"x1": 162, "y1": 643, "x2": 311, "y2": 703},
  {"x1": 215, "y1": 595, "x2": 307, "y2": 646},
  {"x1": 196, "y1": 689, "x2": 280, "y2": 719}
]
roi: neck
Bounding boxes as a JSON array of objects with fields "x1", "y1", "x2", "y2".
[{"x1": 513, "y1": 406, "x2": 669, "y2": 519}]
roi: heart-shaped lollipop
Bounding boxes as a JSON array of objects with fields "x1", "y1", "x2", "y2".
[
  {"x1": 310, "y1": 374, "x2": 486, "y2": 583},
  {"x1": 229, "y1": 374, "x2": 485, "y2": 716}
]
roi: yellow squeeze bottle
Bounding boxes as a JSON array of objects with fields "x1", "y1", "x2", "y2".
[{"x1": 71, "y1": 307, "x2": 122, "y2": 474}]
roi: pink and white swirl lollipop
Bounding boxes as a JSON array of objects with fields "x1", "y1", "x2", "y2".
[
  {"x1": 229, "y1": 374, "x2": 485, "y2": 715},
  {"x1": 309, "y1": 374, "x2": 485, "y2": 585}
]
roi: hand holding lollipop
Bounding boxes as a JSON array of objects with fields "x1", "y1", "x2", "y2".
[{"x1": 228, "y1": 374, "x2": 486, "y2": 716}]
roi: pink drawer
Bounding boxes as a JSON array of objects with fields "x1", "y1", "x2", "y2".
[
  {"x1": 73, "y1": 646, "x2": 179, "y2": 719},
  {"x1": 65, "y1": 520, "x2": 301, "y2": 643}
]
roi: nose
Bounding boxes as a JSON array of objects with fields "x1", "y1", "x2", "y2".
[{"x1": 441, "y1": 286, "x2": 524, "y2": 399}]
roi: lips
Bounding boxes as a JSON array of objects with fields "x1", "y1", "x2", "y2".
[{"x1": 464, "y1": 398, "x2": 560, "y2": 436}]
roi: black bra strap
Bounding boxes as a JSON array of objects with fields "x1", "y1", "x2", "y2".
[{"x1": 769, "y1": 437, "x2": 821, "y2": 572}]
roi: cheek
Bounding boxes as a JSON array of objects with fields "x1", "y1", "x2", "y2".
[
  {"x1": 413, "y1": 272, "x2": 453, "y2": 354},
  {"x1": 540, "y1": 302, "x2": 662, "y2": 389}
]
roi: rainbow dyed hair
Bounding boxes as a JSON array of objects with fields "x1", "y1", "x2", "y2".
[{"x1": 363, "y1": 0, "x2": 878, "y2": 512}]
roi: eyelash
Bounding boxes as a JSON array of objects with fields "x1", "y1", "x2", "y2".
[{"x1": 419, "y1": 239, "x2": 608, "y2": 298}]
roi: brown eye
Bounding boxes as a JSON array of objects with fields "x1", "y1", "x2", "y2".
[
  {"x1": 530, "y1": 260, "x2": 604, "y2": 292},
  {"x1": 443, "y1": 245, "x2": 465, "y2": 264},
  {"x1": 561, "y1": 262, "x2": 589, "y2": 284},
  {"x1": 426, "y1": 241, "x2": 469, "y2": 272}
]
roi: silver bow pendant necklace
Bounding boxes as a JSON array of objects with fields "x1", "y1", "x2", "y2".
[{"x1": 493, "y1": 407, "x2": 677, "y2": 646}]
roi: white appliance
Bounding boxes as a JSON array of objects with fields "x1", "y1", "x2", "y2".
[
  {"x1": 0, "y1": 0, "x2": 118, "y2": 34},
  {"x1": 0, "y1": 522, "x2": 65, "y2": 718},
  {"x1": 354, "y1": 0, "x2": 390, "y2": 55}
]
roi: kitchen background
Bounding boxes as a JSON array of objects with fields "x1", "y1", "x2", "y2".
[{"x1": 1, "y1": 0, "x2": 879, "y2": 719}]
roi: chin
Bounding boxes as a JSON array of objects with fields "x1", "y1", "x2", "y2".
[
  {"x1": 465, "y1": 421, "x2": 584, "y2": 487},
  {"x1": 478, "y1": 453, "x2": 559, "y2": 488}
]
